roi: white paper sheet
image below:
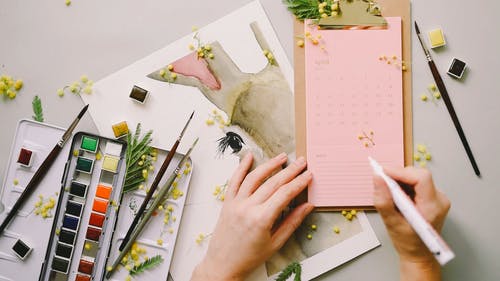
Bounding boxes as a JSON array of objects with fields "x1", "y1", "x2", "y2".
[{"x1": 81, "y1": 2, "x2": 379, "y2": 280}]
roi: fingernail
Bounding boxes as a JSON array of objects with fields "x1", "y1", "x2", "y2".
[
  {"x1": 275, "y1": 152, "x2": 287, "y2": 160},
  {"x1": 295, "y1": 156, "x2": 306, "y2": 165}
]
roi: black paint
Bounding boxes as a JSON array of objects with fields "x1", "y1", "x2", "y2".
[
  {"x1": 12, "y1": 239, "x2": 31, "y2": 259},
  {"x1": 129, "y1": 85, "x2": 149, "y2": 103},
  {"x1": 55, "y1": 242, "x2": 73, "y2": 259},
  {"x1": 66, "y1": 201, "x2": 83, "y2": 217},
  {"x1": 52, "y1": 257, "x2": 69, "y2": 273},
  {"x1": 59, "y1": 229, "x2": 76, "y2": 245},
  {"x1": 70, "y1": 181, "x2": 87, "y2": 198},
  {"x1": 447, "y1": 58, "x2": 466, "y2": 79}
]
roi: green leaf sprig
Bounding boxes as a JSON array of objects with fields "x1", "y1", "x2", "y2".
[
  {"x1": 32, "y1": 95, "x2": 44, "y2": 122},
  {"x1": 123, "y1": 123, "x2": 154, "y2": 193},
  {"x1": 129, "y1": 254, "x2": 164, "y2": 276},
  {"x1": 275, "y1": 262, "x2": 302, "y2": 281}
]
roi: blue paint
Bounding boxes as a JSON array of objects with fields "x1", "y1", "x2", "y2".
[{"x1": 62, "y1": 215, "x2": 79, "y2": 231}]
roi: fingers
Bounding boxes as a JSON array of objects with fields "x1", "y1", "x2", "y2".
[
  {"x1": 263, "y1": 170, "x2": 312, "y2": 224},
  {"x1": 433, "y1": 190, "x2": 451, "y2": 231},
  {"x1": 374, "y1": 168, "x2": 450, "y2": 232},
  {"x1": 384, "y1": 166, "x2": 437, "y2": 202},
  {"x1": 226, "y1": 153, "x2": 253, "y2": 201},
  {"x1": 271, "y1": 202, "x2": 314, "y2": 250},
  {"x1": 251, "y1": 157, "x2": 307, "y2": 203},
  {"x1": 384, "y1": 166, "x2": 430, "y2": 186},
  {"x1": 237, "y1": 153, "x2": 288, "y2": 198}
]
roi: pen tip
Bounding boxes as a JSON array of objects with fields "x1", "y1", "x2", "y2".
[
  {"x1": 78, "y1": 104, "x2": 89, "y2": 118},
  {"x1": 414, "y1": 21, "x2": 420, "y2": 34},
  {"x1": 189, "y1": 110, "x2": 195, "y2": 119}
]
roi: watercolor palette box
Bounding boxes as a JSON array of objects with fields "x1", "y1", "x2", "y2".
[
  {"x1": 0, "y1": 120, "x2": 193, "y2": 281},
  {"x1": 39, "y1": 131, "x2": 128, "y2": 281}
]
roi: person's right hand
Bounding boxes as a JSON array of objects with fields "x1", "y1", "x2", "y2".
[{"x1": 373, "y1": 167, "x2": 451, "y2": 280}]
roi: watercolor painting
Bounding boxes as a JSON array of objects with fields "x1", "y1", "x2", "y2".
[{"x1": 147, "y1": 22, "x2": 295, "y2": 169}]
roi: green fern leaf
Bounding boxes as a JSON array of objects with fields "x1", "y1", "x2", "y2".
[
  {"x1": 32, "y1": 95, "x2": 44, "y2": 122},
  {"x1": 123, "y1": 123, "x2": 154, "y2": 193},
  {"x1": 275, "y1": 262, "x2": 302, "y2": 281},
  {"x1": 129, "y1": 255, "x2": 164, "y2": 276}
]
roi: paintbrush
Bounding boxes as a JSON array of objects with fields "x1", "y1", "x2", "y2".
[
  {"x1": 0, "y1": 104, "x2": 89, "y2": 236},
  {"x1": 106, "y1": 138, "x2": 199, "y2": 279},
  {"x1": 118, "y1": 111, "x2": 194, "y2": 251},
  {"x1": 414, "y1": 21, "x2": 480, "y2": 177}
]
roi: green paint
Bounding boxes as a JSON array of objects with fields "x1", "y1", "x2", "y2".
[
  {"x1": 76, "y1": 157, "x2": 94, "y2": 173},
  {"x1": 81, "y1": 136, "x2": 98, "y2": 153}
]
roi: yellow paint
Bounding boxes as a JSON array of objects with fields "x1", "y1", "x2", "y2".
[
  {"x1": 112, "y1": 121, "x2": 129, "y2": 138},
  {"x1": 428, "y1": 28, "x2": 446, "y2": 48},
  {"x1": 102, "y1": 155, "x2": 120, "y2": 173}
]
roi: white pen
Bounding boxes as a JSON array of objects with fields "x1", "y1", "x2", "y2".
[{"x1": 368, "y1": 157, "x2": 455, "y2": 266}]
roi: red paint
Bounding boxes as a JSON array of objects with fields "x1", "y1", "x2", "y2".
[
  {"x1": 17, "y1": 148, "x2": 33, "y2": 166},
  {"x1": 78, "y1": 259, "x2": 94, "y2": 275},
  {"x1": 75, "y1": 274, "x2": 91, "y2": 281},
  {"x1": 86, "y1": 227, "x2": 101, "y2": 241},
  {"x1": 89, "y1": 212, "x2": 105, "y2": 227}
]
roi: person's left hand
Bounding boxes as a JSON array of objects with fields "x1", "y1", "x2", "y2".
[{"x1": 191, "y1": 153, "x2": 314, "y2": 281}]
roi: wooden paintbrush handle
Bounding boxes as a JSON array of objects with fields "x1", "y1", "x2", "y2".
[{"x1": 428, "y1": 61, "x2": 480, "y2": 176}]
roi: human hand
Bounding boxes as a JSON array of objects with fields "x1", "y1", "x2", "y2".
[
  {"x1": 373, "y1": 167, "x2": 450, "y2": 280},
  {"x1": 191, "y1": 153, "x2": 314, "y2": 281}
]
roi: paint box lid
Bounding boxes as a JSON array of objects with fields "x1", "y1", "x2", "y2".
[{"x1": 0, "y1": 120, "x2": 70, "y2": 280}]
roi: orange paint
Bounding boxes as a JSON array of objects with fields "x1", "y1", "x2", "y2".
[
  {"x1": 95, "y1": 184, "x2": 112, "y2": 199},
  {"x1": 92, "y1": 199, "x2": 108, "y2": 214}
]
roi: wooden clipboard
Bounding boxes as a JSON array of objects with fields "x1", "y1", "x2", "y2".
[{"x1": 294, "y1": 0, "x2": 413, "y2": 209}]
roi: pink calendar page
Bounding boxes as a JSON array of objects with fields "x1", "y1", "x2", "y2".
[{"x1": 305, "y1": 17, "x2": 404, "y2": 207}]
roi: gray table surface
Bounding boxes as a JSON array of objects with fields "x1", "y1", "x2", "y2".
[{"x1": 1, "y1": 0, "x2": 499, "y2": 280}]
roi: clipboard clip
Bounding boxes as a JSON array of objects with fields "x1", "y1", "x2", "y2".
[{"x1": 318, "y1": 0, "x2": 387, "y2": 30}]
